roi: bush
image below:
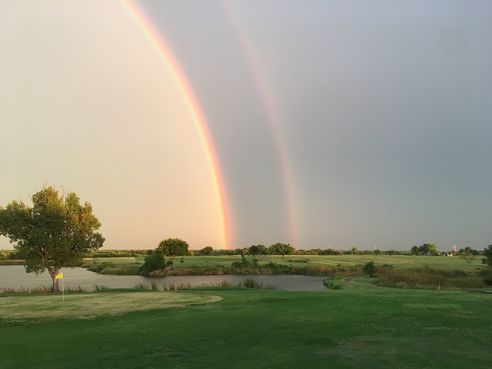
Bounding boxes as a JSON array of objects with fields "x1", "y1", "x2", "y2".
[
  {"x1": 231, "y1": 256, "x2": 258, "y2": 269},
  {"x1": 140, "y1": 251, "x2": 167, "y2": 276},
  {"x1": 483, "y1": 245, "x2": 492, "y2": 267},
  {"x1": 481, "y1": 271, "x2": 492, "y2": 286},
  {"x1": 323, "y1": 279, "x2": 343, "y2": 289},
  {"x1": 363, "y1": 261, "x2": 376, "y2": 277}
]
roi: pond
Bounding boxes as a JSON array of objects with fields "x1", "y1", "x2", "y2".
[{"x1": 0, "y1": 266, "x2": 327, "y2": 291}]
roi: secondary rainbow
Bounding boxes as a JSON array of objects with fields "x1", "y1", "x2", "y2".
[
  {"x1": 123, "y1": 0, "x2": 232, "y2": 249},
  {"x1": 221, "y1": 1, "x2": 298, "y2": 245}
]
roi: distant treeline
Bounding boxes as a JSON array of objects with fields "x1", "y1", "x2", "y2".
[
  {"x1": 0, "y1": 249, "x2": 148, "y2": 260},
  {"x1": 0, "y1": 244, "x2": 485, "y2": 260},
  {"x1": 194, "y1": 244, "x2": 484, "y2": 257}
]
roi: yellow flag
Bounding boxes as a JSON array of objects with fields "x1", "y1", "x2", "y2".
[{"x1": 55, "y1": 272, "x2": 64, "y2": 280}]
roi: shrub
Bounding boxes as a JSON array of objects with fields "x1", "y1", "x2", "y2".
[
  {"x1": 481, "y1": 271, "x2": 492, "y2": 286},
  {"x1": 483, "y1": 245, "x2": 492, "y2": 267},
  {"x1": 363, "y1": 261, "x2": 376, "y2": 277},
  {"x1": 140, "y1": 251, "x2": 167, "y2": 276},
  {"x1": 231, "y1": 256, "x2": 258, "y2": 269},
  {"x1": 323, "y1": 279, "x2": 343, "y2": 289}
]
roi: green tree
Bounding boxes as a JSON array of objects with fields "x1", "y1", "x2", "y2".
[
  {"x1": 157, "y1": 238, "x2": 189, "y2": 257},
  {"x1": 482, "y1": 245, "x2": 492, "y2": 268},
  {"x1": 0, "y1": 186, "x2": 104, "y2": 292},
  {"x1": 140, "y1": 251, "x2": 167, "y2": 276},
  {"x1": 410, "y1": 243, "x2": 439, "y2": 256},
  {"x1": 363, "y1": 261, "x2": 376, "y2": 277},
  {"x1": 351, "y1": 247, "x2": 359, "y2": 255},
  {"x1": 200, "y1": 246, "x2": 214, "y2": 256},
  {"x1": 248, "y1": 244, "x2": 267, "y2": 257},
  {"x1": 420, "y1": 243, "x2": 438, "y2": 256},
  {"x1": 268, "y1": 243, "x2": 295, "y2": 258}
]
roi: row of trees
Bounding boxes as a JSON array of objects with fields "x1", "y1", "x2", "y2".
[
  {"x1": 410, "y1": 243, "x2": 484, "y2": 257},
  {"x1": 194, "y1": 246, "x2": 402, "y2": 256},
  {"x1": 194, "y1": 246, "x2": 291, "y2": 256},
  {"x1": 148, "y1": 241, "x2": 488, "y2": 260},
  {"x1": 195, "y1": 245, "x2": 486, "y2": 257}
]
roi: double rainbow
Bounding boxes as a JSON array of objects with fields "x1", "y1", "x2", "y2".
[{"x1": 124, "y1": 0, "x2": 296, "y2": 248}]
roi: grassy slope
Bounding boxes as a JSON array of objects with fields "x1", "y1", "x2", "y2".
[{"x1": 1, "y1": 287, "x2": 491, "y2": 369}]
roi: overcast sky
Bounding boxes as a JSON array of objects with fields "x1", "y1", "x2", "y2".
[{"x1": 1, "y1": 0, "x2": 491, "y2": 250}]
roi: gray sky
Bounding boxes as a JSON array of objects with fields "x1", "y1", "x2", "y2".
[
  {"x1": 1, "y1": 0, "x2": 491, "y2": 250},
  {"x1": 140, "y1": 0, "x2": 492, "y2": 250}
]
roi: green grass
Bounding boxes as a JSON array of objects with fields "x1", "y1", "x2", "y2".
[
  {"x1": 1, "y1": 286, "x2": 491, "y2": 369},
  {"x1": 0, "y1": 291, "x2": 220, "y2": 321},
  {"x1": 85, "y1": 254, "x2": 486, "y2": 268},
  {"x1": 85, "y1": 255, "x2": 485, "y2": 275},
  {"x1": 7, "y1": 254, "x2": 487, "y2": 272}
]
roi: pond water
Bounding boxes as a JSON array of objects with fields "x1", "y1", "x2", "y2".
[{"x1": 0, "y1": 266, "x2": 327, "y2": 291}]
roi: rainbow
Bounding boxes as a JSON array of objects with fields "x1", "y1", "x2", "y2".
[
  {"x1": 123, "y1": 0, "x2": 232, "y2": 249},
  {"x1": 221, "y1": 1, "x2": 297, "y2": 245}
]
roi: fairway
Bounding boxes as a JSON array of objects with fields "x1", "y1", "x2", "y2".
[{"x1": 1, "y1": 286, "x2": 491, "y2": 369}]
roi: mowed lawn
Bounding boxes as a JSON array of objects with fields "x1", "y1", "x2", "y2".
[{"x1": 1, "y1": 287, "x2": 491, "y2": 369}]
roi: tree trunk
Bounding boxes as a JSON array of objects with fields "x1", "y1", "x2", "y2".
[{"x1": 48, "y1": 268, "x2": 60, "y2": 293}]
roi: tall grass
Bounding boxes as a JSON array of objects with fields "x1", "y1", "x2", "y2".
[
  {"x1": 240, "y1": 278, "x2": 263, "y2": 289},
  {"x1": 0, "y1": 286, "x2": 86, "y2": 295},
  {"x1": 377, "y1": 266, "x2": 485, "y2": 289}
]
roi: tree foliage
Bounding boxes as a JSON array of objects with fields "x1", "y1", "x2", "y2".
[
  {"x1": 458, "y1": 246, "x2": 476, "y2": 262},
  {"x1": 457, "y1": 246, "x2": 479, "y2": 256},
  {"x1": 157, "y1": 238, "x2": 189, "y2": 257},
  {"x1": 199, "y1": 246, "x2": 214, "y2": 256},
  {"x1": 0, "y1": 186, "x2": 104, "y2": 291},
  {"x1": 268, "y1": 243, "x2": 295, "y2": 258},
  {"x1": 410, "y1": 243, "x2": 439, "y2": 256},
  {"x1": 248, "y1": 244, "x2": 267, "y2": 256},
  {"x1": 141, "y1": 251, "x2": 168, "y2": 275},
  {"x1": 483, "y1": 245, "x2": 492, "y2": 268}
]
